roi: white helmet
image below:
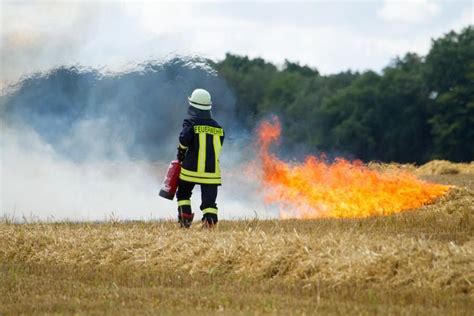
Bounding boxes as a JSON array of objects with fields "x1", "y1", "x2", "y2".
[{"x1": 188, "y1": 88, "x2": 212, "y2": 110}]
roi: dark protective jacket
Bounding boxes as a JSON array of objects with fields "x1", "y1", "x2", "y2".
[{"x1": 178, "y1": 108, "x2": 225, "y2": 185}]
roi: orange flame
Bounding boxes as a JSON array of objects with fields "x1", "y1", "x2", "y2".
[{"x1": 257, "y1": 117, "x2": 450, "y2": 219}]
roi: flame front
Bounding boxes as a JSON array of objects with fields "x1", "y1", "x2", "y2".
[{"x1": 257, "y1": 117, "x2": 450, "y2": 219}]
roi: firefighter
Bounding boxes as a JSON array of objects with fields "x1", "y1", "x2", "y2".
[{"x1": 176, "y1": 88, "x2": 224, "y2": 228}]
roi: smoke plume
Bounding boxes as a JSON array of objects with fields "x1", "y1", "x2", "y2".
[{"x1": 0, "y1": 57, "x2": 273, "y2": 221}]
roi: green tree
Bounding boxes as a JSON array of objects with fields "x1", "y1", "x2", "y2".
[
  {"x1": 215, "y1": 28, "x2": 474, "y2": 163},
  {"x1": 314, "y1": 71, "x2": 380, "y2": 160},
  {"x1": 373, "y1": 53, "x2": 431, "y2": 162},
  {"x1": 424, "y1": 27, "x2": 474, "y2": 161},
  {"x1": 215, "y1": 54, "x2": 277, "y2": 127}
]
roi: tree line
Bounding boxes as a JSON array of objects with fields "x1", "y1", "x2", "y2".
[{"x1": 213, "y1": 26, "x2": 473, "y2": 163}]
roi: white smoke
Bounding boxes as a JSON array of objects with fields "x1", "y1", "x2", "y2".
[
  {"x1": 1, "y1": 124, "x2": 165, "y2": 221},
  {"x1": 0, "y1": 117, "x2": 275, "y2": 222},
  {"x1": 0, "y1": 2, "x2": 286, "y2": 222}
]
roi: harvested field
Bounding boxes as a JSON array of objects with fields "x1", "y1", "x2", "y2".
[
  {"x1": 368, "y1": 160, "x2": 474, "y2": 176},
  {"x1": 416, "y1": 160, "x2": 474, "y2": 176},
  {"x1": 1, "y1": 173, "x2": 473, "y2": 315}
]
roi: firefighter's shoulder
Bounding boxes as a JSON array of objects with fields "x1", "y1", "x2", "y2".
[
  {"x1": 209, "y1": 118, "x2": 222, "y2": 128},
  {"x1": 182, "y1": 118, "x2": 195, "y2": 128}
]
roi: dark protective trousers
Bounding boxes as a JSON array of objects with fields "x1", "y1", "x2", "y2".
[{"x1": 176, "y1": 179, "x2": 218, "y2": 223}]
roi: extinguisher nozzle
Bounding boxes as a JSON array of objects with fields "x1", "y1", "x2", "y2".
[{"x1": 159, "y1": 189, "x2": 175, "y2": 200}]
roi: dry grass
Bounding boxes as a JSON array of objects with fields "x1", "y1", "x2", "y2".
[
  {"x1": 416, "y1": 160, "x2": 474, "y2": 176},
  {"x1": 368, "y1": 160, "x2": 474, "y2": 176},
  {"x1": 1, "y1": 173, "x2": 473, "y2": 315}
]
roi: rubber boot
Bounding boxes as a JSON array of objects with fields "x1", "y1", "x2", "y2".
[
  {"x1": 178, "y1": 210, "x2": 194, "y2": 229},
  {"x1": 202, "y1": 213, "x2": 218, "y2": 229}
]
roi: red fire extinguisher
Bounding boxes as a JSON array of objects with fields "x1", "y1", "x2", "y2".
[{"x1": 158, "y1": 160, "x2": 181, "y2": 200}]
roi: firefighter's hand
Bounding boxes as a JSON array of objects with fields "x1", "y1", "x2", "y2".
[{"x1": 177, "y1": 147, "x2": 187, "y2": 162}]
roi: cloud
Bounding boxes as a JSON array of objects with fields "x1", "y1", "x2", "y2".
[
  {"x1": 449, "y1": 7, "x2": 473, "y2": 32},
  {"x1": 0, "y1": 0, "x2": 469, "y2": 89},
  {"x1": 377, "y1": 0, "x2": 441, "y2": 23}
]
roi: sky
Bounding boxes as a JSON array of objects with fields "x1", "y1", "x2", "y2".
[{"x1": 1, "y1": 0, "x2": 473, "y2": 89}]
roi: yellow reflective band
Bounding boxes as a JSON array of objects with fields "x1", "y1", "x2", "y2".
[
  {"x1": 193, "y1": 125, "x2": 224, "y2": 136},
  {"x1": 213, "y1": 134, "x2": 222, "y2": 174},
  {"x1": 197, "y1": 133, "x2": 206, "y2": 173},
  {"x1": 178, "y1": 200, "x2": 191, "y2": 207},
  {"x1": 202, "y1": 207, "x2": 218, "y2": 215},
  {"x1": 181, "y1": 167, "x2": 220, "y2": 179},
  {"x1": 179, "y1": 143, "x2": 188, "y2": 149},
  {"x1": 179, "y1": 174, "x2": 222, "y2": 185}
]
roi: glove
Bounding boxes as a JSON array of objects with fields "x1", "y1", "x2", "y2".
[{"x1": 177, "y1": 147, "x2": 187, "y2": 162}]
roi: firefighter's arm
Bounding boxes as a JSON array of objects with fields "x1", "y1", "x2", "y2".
[{"x1": 177, "y1": 119, "x2": 193, "y2": 162}]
